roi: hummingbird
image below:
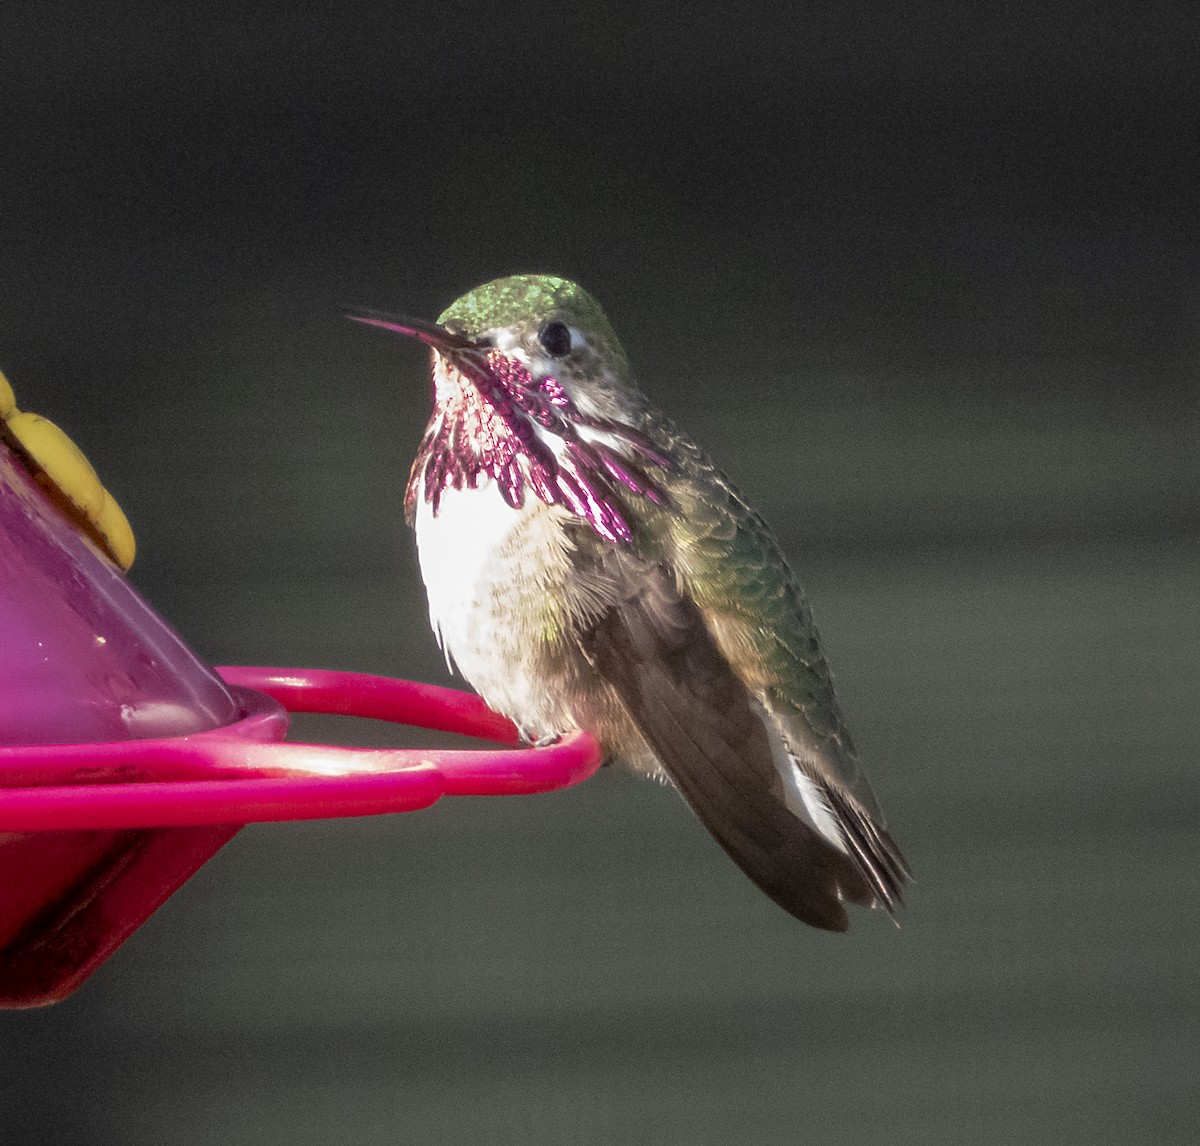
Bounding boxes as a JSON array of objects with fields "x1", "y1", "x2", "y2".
[{"x1": 348, "y1": 275, "x2": 908, "y2": 931}]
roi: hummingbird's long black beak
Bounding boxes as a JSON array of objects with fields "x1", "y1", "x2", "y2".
[{"x1": 343, "y1": 307, "x2": 480, "y2": 354}]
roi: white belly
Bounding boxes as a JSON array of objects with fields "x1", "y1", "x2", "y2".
[{"x1": 412, "y1": 478, "x2": 578, "y2": 734}]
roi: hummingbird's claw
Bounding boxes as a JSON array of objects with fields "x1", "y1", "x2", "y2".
[{"x1": 520, "y1": 729, "x2": 564, "y2": 749}]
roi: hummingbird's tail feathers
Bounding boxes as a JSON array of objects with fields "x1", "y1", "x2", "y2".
[
  {"x1": 822, "y1": 786, "x2": 910, "y2": 912},
  {"x1": 761, "y1": 710, "x2": 909, "y2": 915},
  {"x1": 580, "y1": 554, "x2": 877, "y2": 931}
]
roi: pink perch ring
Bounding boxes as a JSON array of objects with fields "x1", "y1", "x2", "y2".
[{"x1": 0, "y1": 667, "x2": 601, "y2": 832}]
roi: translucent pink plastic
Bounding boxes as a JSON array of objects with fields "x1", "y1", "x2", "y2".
[{"x1": 0, "y1": 444, "x2": 240, "y2": 745}]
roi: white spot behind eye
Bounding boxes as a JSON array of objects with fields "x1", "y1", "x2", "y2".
[
  {"x1": 486, "y1": 327, "x2": 518, "y2": 352},
  {"x1": 568, "y1": 326, "x2": 586, "y2": 351}
]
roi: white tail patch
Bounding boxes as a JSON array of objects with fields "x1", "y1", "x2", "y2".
[{"x1": 755, "y1": 701, "x2": 850, "y2": 856}]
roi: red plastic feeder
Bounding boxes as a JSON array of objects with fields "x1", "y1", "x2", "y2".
[{"x1": 0, "y1": 410, "x2": 601, "y2": 1008}]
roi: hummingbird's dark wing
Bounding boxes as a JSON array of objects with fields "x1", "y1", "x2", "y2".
[
  {"x1": 661, "y1": 448, "x2": 910, "y2": 917},
  {"x1": 579, "y1": 415, "x2": 908, "y2": 925},
  {"x1": 579, "y1": 548, "x2": 876, "y2": 931}
]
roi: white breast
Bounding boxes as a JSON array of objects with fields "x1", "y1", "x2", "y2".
[
  {"x1": 413, "y1": 479, "x2": 527, "y2": 658},
  {"x1": 411, "y1": 478, "x2": 580, "y2": 735}
]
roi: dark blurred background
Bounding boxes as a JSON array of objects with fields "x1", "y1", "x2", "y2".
[{"x1": 1, "y1": 2, "x2": 1197, "y2": 1142}]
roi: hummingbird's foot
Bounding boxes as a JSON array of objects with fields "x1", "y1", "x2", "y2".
[{"x1": 514, "y1": 725, "x2": 564, "y2": 748}]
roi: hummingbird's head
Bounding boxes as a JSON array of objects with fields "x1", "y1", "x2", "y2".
[
  {"x1": 437, "y1": 275, "x2": 631, "y2": 408},
  {"x1": 348, "y1": 275, "x2": 634, "y2": 419},
  {"x1": 348, "y1": 275, "x2": 668, "y2": 543}
]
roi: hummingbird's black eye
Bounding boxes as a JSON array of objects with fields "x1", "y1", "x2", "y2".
[{"x1": 537, "y1": 320, "x2": 573, "y2": 358}]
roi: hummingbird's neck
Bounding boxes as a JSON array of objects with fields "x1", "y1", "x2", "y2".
[{"x1": 405, "y1": 352, "x2": 672, "y2": 545}]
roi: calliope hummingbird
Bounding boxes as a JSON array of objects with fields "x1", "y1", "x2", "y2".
[{"x1": 349, "y1": 275, "x2": 908, "y2": 930}]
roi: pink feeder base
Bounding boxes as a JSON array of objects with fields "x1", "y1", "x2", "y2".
[
  {"x1": 0, "y1": 825, "x2": 240, "y2": 1008},
  {"x1": 0, "y1": 667, "x2": 601, "y2": 1008}
]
